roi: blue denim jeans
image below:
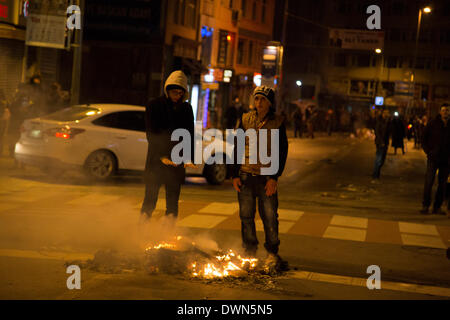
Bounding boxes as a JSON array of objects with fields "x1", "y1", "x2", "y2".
[
  {"x1": 237, "y1": 172, "x2": 280, "y2": 255},
  {"x1": 372, "y1": 145, "x2": 388, "y2": 179},
  {"x1": 422, "y1": 159, "x2": 449, "y2": 210}
]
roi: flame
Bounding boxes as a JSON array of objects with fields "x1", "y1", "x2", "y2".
[{"x1": 191, "y1": 249, "x2": 258, "y2": 279}]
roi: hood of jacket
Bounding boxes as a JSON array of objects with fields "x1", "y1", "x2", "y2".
[{"x1": 164, "y1": 71, "x2": 189, "y2": 101}]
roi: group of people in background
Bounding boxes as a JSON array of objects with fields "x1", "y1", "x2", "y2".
[
  {"x1": 0, "y1": 75, "x2": 70, "y2": 158},
  {"x1": 372, "y1": 104, "x2": 450, "y2": 217}
]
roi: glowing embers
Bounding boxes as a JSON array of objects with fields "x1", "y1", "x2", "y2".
[
  {"x1": 190, "y1": 249, "x2": 258, "y2": 279},
  {"x1": 145, "y1": 237, "x2": 259, "y2": 279},
  {"x1": 145, "y1": 236, "x2": 183, "y2": 252}
]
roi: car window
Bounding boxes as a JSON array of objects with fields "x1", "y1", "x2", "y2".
[
  {"x1": 43, "y1": 106, "x2": 100, "y2": 121},
  {"x1": 92, "y1": 111, "x2": 146, "y2": 132}
]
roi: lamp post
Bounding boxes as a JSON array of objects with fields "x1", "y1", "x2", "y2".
[
  {"x1": 374, "y1": 48, "x2": 384, "y2": 99},
  {"x1": 296, "y1": 80, "x2": 302, "y2": 99},
  {"x1": 409, "y1": 6, "x2": 431, "y2": 114}
]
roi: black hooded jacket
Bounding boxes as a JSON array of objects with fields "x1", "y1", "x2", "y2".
[
  {"x1": 144, "y1": 95, "x2": 194, "y2": 184},
  {"x1": 422, "y1": 114, "x2": 450, "y2": 164}
]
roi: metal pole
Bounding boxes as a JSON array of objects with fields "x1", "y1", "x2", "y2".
[
  {"x1": 278, "y1": 0, "x2": 289, "y2": 113},
  {"x1": 408, "y1": 9, "x2": 422, "y2": 114},
  {"x1": 70, "y1": 0, "x2": 84, "y2": 105}
]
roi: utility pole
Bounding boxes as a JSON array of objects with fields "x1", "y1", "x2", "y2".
[
  {"x1": 70, "y1": 0, "x2": 84, "y2": 105},
  {"x1": 278, "y1": 0, "x2": 289, "y2": 113}
]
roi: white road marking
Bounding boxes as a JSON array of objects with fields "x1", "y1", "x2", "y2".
[
  {"x1": 255, "y1": 220, "x2": 296, "y2": 234},
  {"x1": 323, "y1": 226, "x2": 367, "y2": 242},
  {"x1": 290, "y1": 270, "x2": 450, "y2": 298},
  {"x1": 399, "y1": 222, "x2": 440, "y2": 236},
  {"x1": 278, "y1": 209, "x2": 304, "y2": 221},
  {"x1": 198, "y1": 202, "x2": 239, "y2": 215},
  {"x1": 401, "y1": 234, "x2": 446, "y2": 249},
  {"x1": 66, "y1": 194, "x2": 121, "y2": 206},
  {"x1": 330, "y1": 215, "x2": 368, "y2": 229},
  {"x1": 0, "y1": 249, "x2": 94, "y2": 261},
  {"x1": 286, "y1": 169, "x2": 300, "y2": 178},
  {"x1": 177, "y1": 214, "x2": 228, "y2": 229}
]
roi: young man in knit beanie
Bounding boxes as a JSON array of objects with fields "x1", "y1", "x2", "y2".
[{"x1": 231, "y1": 86, "x2": 289, "y2": 272}]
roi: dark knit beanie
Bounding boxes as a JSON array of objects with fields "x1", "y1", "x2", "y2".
[{"x1": 254, "y1": 86, "x2": 275, "y2": 107}]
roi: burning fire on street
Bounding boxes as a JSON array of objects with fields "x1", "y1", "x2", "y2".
[{"x1": 143, "y1": 236, "x2": 282, "y2": 279}]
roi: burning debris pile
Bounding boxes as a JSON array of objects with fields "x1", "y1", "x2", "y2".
[
  {"x1": 68, "y1": 235, "x2": 288, "y2": 292},
  {"x1": 144, "y1": 236, "x2": 285, "y2": 279}
]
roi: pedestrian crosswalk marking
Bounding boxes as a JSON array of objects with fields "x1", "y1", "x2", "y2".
[
  {"x1": 400, "y1": 234, "x2": 446, "y2": 249},
  {"x1": 290, "y1": 270, "x2": 450, "y2": 298},
  {"x1": 0, "y1": 203, "x2": 22, "y2": 212},
  {"x1": 330, "y1": 215, "x2": 368, "y2": 229},
  {"x1": 278, "y1": 209, "x2": 304, "y2": 221},
  {"x1": 0, "y1": 249, "x2": 94, "y2": 261},
  {"x1": 255, "y1": 220, "x2": 295, "y2": 234},
  {"x1": 398, "y1": 222, "x2": 440, "y2": 236},
  {"x1": 198, "y1": 202, "x2": 239, "y2": 215},
  {"x1": 323, "y1": 226, "x2": 367, "y2": 242},
  {"x1": 66, "y1": 194, "x2": 121, "y2": 206},
  {"x1": 177, "y1": 214, "x2": 228, "y2": 229}
]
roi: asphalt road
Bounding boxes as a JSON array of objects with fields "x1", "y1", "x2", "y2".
[{"x1": 0, "y1": 133, "x2": 449, "y2": 300}]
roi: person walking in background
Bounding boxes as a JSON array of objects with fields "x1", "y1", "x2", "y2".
[
  {"x1": 420, "y1": 104, "x2": 450, "y2": 216},
  {"x1": 305, "y1": 105, "x2": 315, "y2": 139},
  {"x1": 141, "y1": 70, "x2": 195, "y2": 223},
  {"x1": 325, "y1": 108, "x2": 335, "y2": 136},
  {"x1": 0, "y1": 90, "x2": 10, "y2": 157},
  {"x1": 372, "y1": 109, "x2": 391, "y2": 180},
  {"x1": 391, "y1": 114, "x2": 406, "y2": 155},
  {"x1": 293, "y1": 107, "x2": 303, "y2": 138}
]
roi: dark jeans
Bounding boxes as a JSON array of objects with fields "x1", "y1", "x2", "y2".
[
  {"x1": 422, "y1": 159, "x2": 449, "y2": 210},
  {"x1": 372, "y1": 145, "x2": 388, "y2": 179},
  {"x1": 141, "y1": 176, "x2": 181, "y2": 217},
  {"x1": 237, "y1": 172, "x2": 280, "y2": 255},
  {"x1": 294, "y1": 124, "x2": 302, "y2": 138}
]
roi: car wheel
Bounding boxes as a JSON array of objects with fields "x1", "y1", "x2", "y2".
[
  {"x1": 204, "y1": 162, "x2": 227, "y2": 185},
  {"x1": 84, "y1": 150, "x2": 117, "y2": 180}
]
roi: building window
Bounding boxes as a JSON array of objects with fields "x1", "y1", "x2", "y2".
[
  {"x1": 237, "y1": 39, "x2": 245, "y2": 65},
  {"x1": 248, "y1": 40, "x2": 254, "y2": 66},
  {"x1": 356, "y1": 54, "x2": 370, "y2": 67},
  {"x1": 261, "y1": 0, "x2": 266, "y2": 23},
  {"x1": 334, "y1": 53, "x2": 346, "y2": 67},
  {"x1": 252, "y1": 1, "x2": 257, "y2": 20},
  {"x1": 241, "y1": 0, "x2": 247, "y2": 17},
  {"x1": 386, "y1": 57, "x2": 397, "y2": 68},
  {"x1": 185, "y1": 0, "x2": 197, "y2": 28}
]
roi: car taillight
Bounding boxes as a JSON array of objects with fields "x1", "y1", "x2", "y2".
[{"x1": 45, "y1": 127, "x2": 85, "y2": 139}]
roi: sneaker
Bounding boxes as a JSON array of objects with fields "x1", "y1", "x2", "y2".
[
  {"x1": 420, "y1": 207, "x2": 429, "y2": 215},
  {"x1": 264, "y1": 253, "x2": 289, "y2": 273},
  {"x1": 139, "y1": 212, "x2": 152, "y2": 224},
  {"x1": 432, "y1": 207, "x2": 445, "y2": 215}
]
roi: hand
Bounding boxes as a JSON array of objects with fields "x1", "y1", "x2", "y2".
[
  {"x1": 265, "y1": 179, "x2": 278, "y2": 197},
  {"x1": 160, "y1": 157, "x2": 177, "y2": 167},
  {"x1": 184, "y1": 162, "x2": 197, "y2": 169},
  {"x1": 232, "y1": 178, "x2": 242, "y2": 193}
]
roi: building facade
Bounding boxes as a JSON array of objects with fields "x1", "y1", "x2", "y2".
[
  {"x1": 275, "y1": 0, "x2": 450, "y2": 118},
  {"x1": 199, "y1": 0, "x2": 275, "y2": 128}
]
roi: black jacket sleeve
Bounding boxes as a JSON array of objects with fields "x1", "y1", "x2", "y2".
[
  {"x1": 231, "y1": 116, "x2": 244, "y2": 179},
  {"x1": 271, "y1": 123, "x2": 288, "y2": 181}
]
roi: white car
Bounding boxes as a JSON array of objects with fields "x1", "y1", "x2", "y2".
[{"x1": 15, "y1": 104, "x2": 231, "y2": 185}]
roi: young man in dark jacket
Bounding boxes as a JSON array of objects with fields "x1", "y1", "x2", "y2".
[
  {"x1": 141, "y1": 71, "x2": 195, "y2": 221},
  {"x1": 420, "y1": 104, "x2": 450, "y2": 215},
  {"x1": 231, "y1": 86, "x2": 289, "y2": 272},
  {"x1": 372, "y1": 109, "x2": 391, "y2": 180}
]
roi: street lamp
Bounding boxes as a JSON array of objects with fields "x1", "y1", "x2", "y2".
[
  {"x1": 409, "y1": 6, "x2": 432, "y2": 113},
  {"x1": 296, "y1": 80, "x2": 302, "y2": 100},
  {"x1": 373, "y1": 48, "x2": 384, "y2": 98}
]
